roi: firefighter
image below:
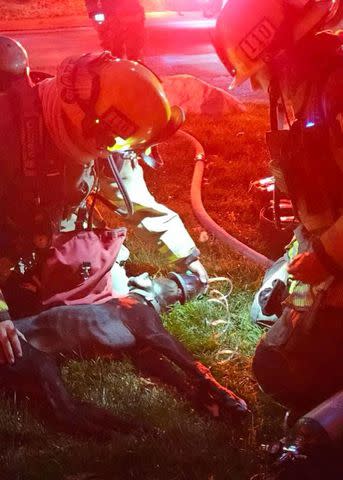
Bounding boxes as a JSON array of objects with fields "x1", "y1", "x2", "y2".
[
  {"x1": 213, "y1": 0, "x2": 343, "y2": 466},
  {"x1": 85, "y1": 0, "x2": 145, "y2": 61},
  {"x1": 0, "y1": 38, "x2": 208, "y2": 367},
  {"x1": 0, "y1": 37, "x2": 153, "y2": 438}
]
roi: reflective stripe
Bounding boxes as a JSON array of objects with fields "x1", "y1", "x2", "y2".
[
  {"x1": 286, "y1": 238, "x2": 299, "y2": 260},
  {"x1": 0, "y1": 299, "x2": 8, "y2": 312},
  {"x1": 285, "y1": 239, "x2": 314, "y2": 309},
  {"x1": 287, "y1": 281, "x2": 315, "y2": 309}
]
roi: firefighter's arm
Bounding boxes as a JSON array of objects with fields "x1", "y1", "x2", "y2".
[
  {"x1": 98, "y1": 158, "x2": 208, "y2": 280},
  {"x1": 287, "y1": 249, "x2": 332, "y2": 284},
  {"x1": 314, "y1": 218, "x2": 343, "y2": 275},
  {"x1": 286, "y1": 231, "x2": 342, "y2": 284},
  {"x1": 287, "y1": 218, "x2": 343, "y2": 284},
  {"x1": 0, "y1": 292, "x2": 22, "y2": 365}
]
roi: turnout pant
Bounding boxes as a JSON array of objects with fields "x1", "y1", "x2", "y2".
[{"x1": 253, "y1": 306, "x2": 343, "y2": 412}]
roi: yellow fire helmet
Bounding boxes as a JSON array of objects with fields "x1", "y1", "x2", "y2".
[
  {"x1": 214, "y1": 0, "x2": 340, "y2": 89},
  {"x1": 55, "y1": 52, "x2": 184, "y2": 156}
]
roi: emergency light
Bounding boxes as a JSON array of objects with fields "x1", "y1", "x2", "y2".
[
  {"x1": 250, "y1": 176, "x2": 275, "y2": 194},
  {"x1": 94, "y1": 13, "x2": 105, "y2": 24}
]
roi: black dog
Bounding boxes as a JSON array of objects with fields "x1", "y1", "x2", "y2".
[{"x1": 8, "y1": 297, "x2": 247, "y2": 434}]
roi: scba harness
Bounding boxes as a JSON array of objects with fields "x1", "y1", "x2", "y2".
[
  {"x1": 267, "y1": 41, "x2": 343, "y2": 228},
  {"x1": 9, "y1": 75, "x2": 65, "y2": 212}
]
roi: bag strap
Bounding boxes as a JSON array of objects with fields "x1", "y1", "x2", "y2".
[
  {"x1": 268, "y1": 77, "x2": 290, "y2": 230},
  {"x1": 8, "y1": 78, "x2": 43, "y2": 205}
]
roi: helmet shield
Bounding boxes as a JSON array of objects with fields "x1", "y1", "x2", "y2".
[
  {"x1": 107, "y1": 105, "x2": 184, "y2": 153},
  {"x1": 143, "y1": 105, "x2": 185, "y2": 149},
  {"x1": 55, "y1": 53, "x2": 183, "y2": 156}
]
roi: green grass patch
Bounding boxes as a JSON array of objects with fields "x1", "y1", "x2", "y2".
[{"x1": 0, "y1": 104, "x2": 286, "y2": 479}]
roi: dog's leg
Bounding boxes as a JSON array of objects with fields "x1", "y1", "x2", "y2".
[
  {"x1": 131, "y1": 347, "x2": 194, "y2": 396},
  {"x1": 131, "y1": 347, "x2": 220, "y2": 415},
  {"x1": 145, "y1": 333, "x2": 248, "y2": 417},
  {"x1": 0, "y1": 337, "x2": 144, "y2": 438},
  {"x1": 122, "y1": 302, "x2": 248, "y2": 418}
]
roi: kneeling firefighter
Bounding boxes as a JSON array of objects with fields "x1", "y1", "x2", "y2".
[
  {"x1": 0, "y1": 37, "x2": 208, "y2": 430},
  {"x1": 214, "y1": 0, "x2": 343, "y2": 477},
  {"x1": 0, "y1": 37, "x2": 149, "y2": 439}
]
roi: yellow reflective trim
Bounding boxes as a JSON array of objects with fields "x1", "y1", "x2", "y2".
[
  {"x1": 288, "y1": 279, "x2": 297, "y2": 294},
  {"x1": 288, "y1": 281, "x2": 314, "y2": 308},
  {"x1": 0, "y1": 300, "x2": 8, "y2": 311},
  {"x1": 286, "y1": 239, "x2": 299, "y2": 260}
]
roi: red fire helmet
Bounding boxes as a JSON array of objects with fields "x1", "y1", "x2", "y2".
[{"x1": 213, "y1": 0, "x2": 340, "y2": 88}]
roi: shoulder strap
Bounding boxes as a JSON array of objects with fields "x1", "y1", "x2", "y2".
[
  {"x1": 9, "y1": 78, "x2": 43, "y2": 204},
  {"x1": 8, "y1": 77, "x2": 65, "y2": 208}
]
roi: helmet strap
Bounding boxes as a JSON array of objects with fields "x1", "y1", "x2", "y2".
[
  {"x1": 70, "y1": 54, "x2": 138, "y2": 150},
  {"x1": 269, "y1": 78, "x2": 280, "y2": 132},
  {"x1": 68, "y1": 53, "x2": 115, "y2": 149}
]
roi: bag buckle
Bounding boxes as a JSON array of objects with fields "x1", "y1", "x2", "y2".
[{"x1": 80, "y1": 261, "x2": 92, "y2": 281}]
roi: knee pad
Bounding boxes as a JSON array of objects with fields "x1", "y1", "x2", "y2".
[{"x1": 253, "y1": 342, "x2": 294, "y2": 406}]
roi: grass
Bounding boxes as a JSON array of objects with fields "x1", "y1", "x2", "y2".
[{"x1": 0, "y1": 104, "x2": 287, "y2": 479}]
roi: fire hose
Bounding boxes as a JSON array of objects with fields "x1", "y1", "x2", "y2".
[{"x1": 177, "y1": 131, "x2": 273, "y2": 269}]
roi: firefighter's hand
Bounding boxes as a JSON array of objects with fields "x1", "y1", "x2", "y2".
[
  {"x1": 188, "y1": 260, "x2": 209, "y2": 285},
  {"x1": 0, "y1": 320, "x2": 22, "y2": 365},
  {"x1": 287, "y1": 252, "x2": 330, "y2": 285}
]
